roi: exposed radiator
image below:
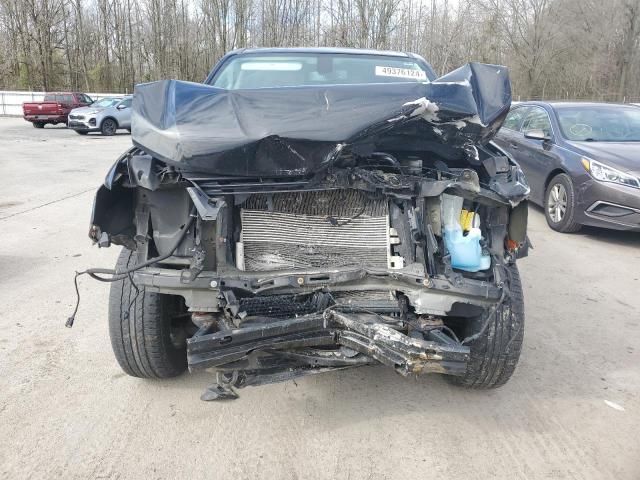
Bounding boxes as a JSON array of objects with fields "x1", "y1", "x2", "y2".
[
  {"x1": 238, "y1": 291, "x2": 400, "y2": 319},
  {"x1": 238, "y1": 191, "x2": 391, "y2": 271}
]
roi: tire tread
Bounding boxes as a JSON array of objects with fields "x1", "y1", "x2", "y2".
[
  {"x1": 108, "y1": 249, "x2": 187, "y2": 379},
  {"x1": 448, "y1": 264, "x2": 525, "y2": 389}
]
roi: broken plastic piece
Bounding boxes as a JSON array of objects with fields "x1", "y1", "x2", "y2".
[
  {"x1": 201, "y1": 384, "x2": 239, "y2": 401},
  {"x1": 98, "y1": 232, "x2": 110, "y2": 248}
]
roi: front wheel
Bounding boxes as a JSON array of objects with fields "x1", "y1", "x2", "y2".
[
  {"x1": 32, "y1": 122, "x2": 45, "y2": 128},
  {"x1": 75, "y1": 130, "x2": 88, "y2": 135},
  {"x1": 544, "y1": 173, "x2": 582, "y2": 233},
  {"x1": 108, "y1": 249, "x2": 189, "y2": 378},
  {"x1": 101, "y1": 118, "x2": 117, "y2": 136},
  {"x1": 448, "y1": 264, "x2": 525, "y2": 389}
]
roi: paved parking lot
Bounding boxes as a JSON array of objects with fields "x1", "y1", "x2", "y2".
[{"x1": 0, "y1": 116, "x2": 639, "y2": 479}]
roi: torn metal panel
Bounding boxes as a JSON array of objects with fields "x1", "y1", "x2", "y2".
[
  {"x1": 131, "y1": 62, "x2": 511, "y2": 177},
  {"x1": 187, "y1": 311, "x2": 470, "y2": 376}
]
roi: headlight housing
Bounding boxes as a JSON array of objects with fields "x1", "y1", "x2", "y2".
[{"x1": 582, "y1": 158, "x2": 640, "y2": 189}]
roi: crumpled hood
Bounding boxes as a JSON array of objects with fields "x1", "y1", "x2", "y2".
[{"x1": 131, "y1": 62, "x2": 512, "y2": 176}]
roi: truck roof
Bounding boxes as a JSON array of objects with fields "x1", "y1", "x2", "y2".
[{"x1": 228, "y1": 47, "x2": 417, "y2": 58}]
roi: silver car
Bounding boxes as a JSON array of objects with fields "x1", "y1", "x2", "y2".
[{"x1": 68, "y1": 96, "x2": 132, "y2": 136}]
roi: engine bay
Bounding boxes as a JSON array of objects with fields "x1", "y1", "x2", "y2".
[
  {"x1": 85, "y1": 153, "x2": 529, "y2": 399},
  {"x1": 89, "y1": 146, "x2": 529, "y2": 359}
]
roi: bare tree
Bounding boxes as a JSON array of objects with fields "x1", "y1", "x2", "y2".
[{"x1": 0, "y1": 0, "x2": 638, "y2": 101}]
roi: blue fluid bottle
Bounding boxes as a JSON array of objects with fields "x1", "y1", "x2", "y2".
[{"x1": 441, "y1": 194, "x2": 491, "y2": 272}]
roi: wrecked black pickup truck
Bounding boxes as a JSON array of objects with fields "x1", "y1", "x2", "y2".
[{"x1": 86, "y1": 48, "x2": 529, "y2": 400}]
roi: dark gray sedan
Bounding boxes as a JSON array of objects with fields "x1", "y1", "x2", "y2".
[{"x1": 494, "y1": 102, "x2": 640, "y2": 232}]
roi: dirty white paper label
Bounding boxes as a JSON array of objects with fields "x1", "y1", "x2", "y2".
[{"x1": 375, "y1": 66, "x2": 427, "y2": 80}]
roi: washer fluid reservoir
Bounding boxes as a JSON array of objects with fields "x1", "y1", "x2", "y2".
[{"x1": 441, "y1": 194, "x2": 491, "y2": 272}]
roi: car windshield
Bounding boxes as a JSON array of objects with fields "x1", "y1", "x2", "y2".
[
  {"x1": 91, "y1": 98, "x2": 121, "y2": 108},
  {"x1": 556, "y1": 105, "x2": 640, "y2": 142},
  {"x1": 209, "y1": 53, "x2": 432, "y2": 90}
]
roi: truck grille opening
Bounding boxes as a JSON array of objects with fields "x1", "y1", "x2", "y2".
[
  {"x1": 238, "y1": 291, "x2": 400, "y2": 319},
  {"x1": 238, "y1": 190, "x2": 391, "y2": 271}
]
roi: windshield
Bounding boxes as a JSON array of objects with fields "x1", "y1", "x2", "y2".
[
  {"x1": 556, "y1": 105, "x2": 640, "y2": 142},
  {"x1": 44, "y1": 94, "x2": 73, "y2": 103},
  {"x1": 209, "y1": 53, "x2": 432, "y2": 90},
  {"x1": 90, "y1": 98, "x2": 121, "y2": 108}
]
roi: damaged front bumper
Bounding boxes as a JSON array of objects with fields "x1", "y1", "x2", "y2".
[{"x1": 188, "y1": 310, "x2": 470, "y2": 389}]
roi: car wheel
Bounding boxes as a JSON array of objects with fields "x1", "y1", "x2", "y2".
[
  {"x1": 108, "y1": 249, "x2": 189, "y2": 378},
  {"x1": 544, "y1": 173, "x2": 581, "y2": 233},
  {"x1": 101, "y1": 118, "x2": 117, "y2": 136},
  {"x1": 447, "y1": 263, "x2": 524, "y2": 389},
  {"x1": 33, "y1": 122, "x2": 44, "y2": 128},
  {"x1": 75, "y1": 130, "x2": 88, "y2": 135}
]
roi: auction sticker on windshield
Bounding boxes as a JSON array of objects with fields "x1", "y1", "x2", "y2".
[{"x1": 375, "y1": 66, "x2": 427, "y2": 80}]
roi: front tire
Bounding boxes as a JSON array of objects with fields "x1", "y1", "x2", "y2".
[
  {"x1": 448, "y1": 264, "x2": 525, "y2": 389},
  {"x1": 544, "y1": 173, "x2": 582, "y2": 233},
  {"x1": 108, "y1": 249, "x2": 189, "y2": 378},
  {"x1": 75, "y1": 130, "x2": 88, "y2": 135},
  {"x1": 32, "y1": 122, "x2": 45, "y2": 128},
  {"x1": 101, "y1": 118, "x2": 117, "y2": 136}
]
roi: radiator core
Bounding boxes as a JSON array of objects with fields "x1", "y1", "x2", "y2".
[{"x1": 238, "y1": 191, "x2": 390, "y2": 271}]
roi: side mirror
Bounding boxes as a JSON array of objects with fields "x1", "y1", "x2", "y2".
[
  {"x1": 117, "y1": 104, "x2": 127, "y2": 110},
  {"x1": 524, "y1": 129, "x2": 551, "y2": 141}
]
